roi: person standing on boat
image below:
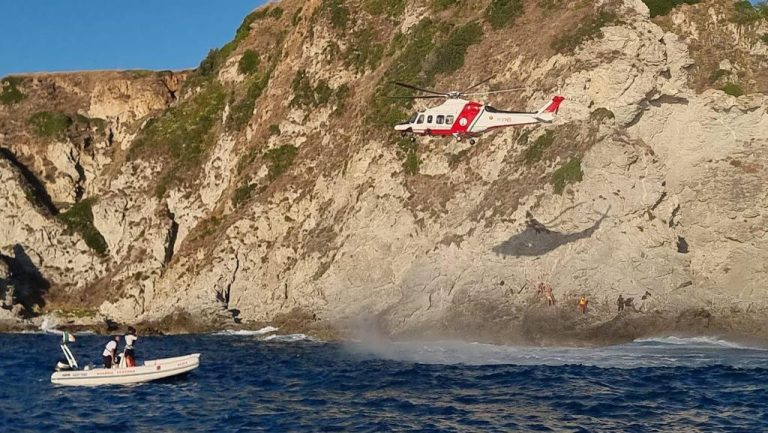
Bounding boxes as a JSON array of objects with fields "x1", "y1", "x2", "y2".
[
  {"x1": 124, "y1": 327, "x2": 138, "y2": 367},
  {"x1": 102, "y1": 335, "x2": 120, "y2": 369}
]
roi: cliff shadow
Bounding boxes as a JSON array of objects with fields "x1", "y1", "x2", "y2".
[
  {"x1": 0, "y1": 244, "x2": 51, "y2": 315},
  {"x1": 492, "y1": 207, "x2": 610, "y2": 257}
]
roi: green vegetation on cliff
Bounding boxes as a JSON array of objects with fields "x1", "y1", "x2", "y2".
[
  {"x1": 344, "y1": 27, "x2": 385, "y2": 72},
  {"x1": 0, "y1": 76, "x2": 25, "y2": 105},
  {"x1": 721, "y1": 82, "x2": 744, "y2": 97},
  {"x1": 238, "y1": 50, "x2": 260, "y2": 75},
  {"x1": 322, "y1": 0, "x2": 350, "y2": 30},
  {"x1": 551, "y1": 11, "x2": 618, "y2": 54},
  {"x1": 228, "y1": 76, "x2": 269, "y2": 132},
  {"x1": 368, "y1": 18, "x2": 484, "y2": 130},
  {"x1": 429, "y1": 22, "x2": 484, "y2": 76},
  {"x1": 58, "y1": 199, "x2": 108, "y2": 255},
  {"x1": 265, "y1": 145, "x2": 298, "y2": 181},
  {"x1": 131, "y1": 82, "x2": 227, "y2": 197},
  {"x1": 28, "y1": 112, "x2": 72, "y2": 138},
  {"x1": 642, "y1": 0, "x2": 700, "y2": 18},
  {"x1": 363, "y1": 0, "x2": 406, "y2": 17},
  {"x1": 486, "y1": 0, "x2": 524, "y2": 29},
  {"x1": 396, "y1": 139, "x2": 420, "y2": 175},
  {"x1": 731, "y1": 1, "x2": 768, "y2": 24},
  {"x1": 552, "y1": 158, "x2": 584, "y2": 195},
  {"x1": 523, "y1": 130, "x2": 555, "y2": 164}
]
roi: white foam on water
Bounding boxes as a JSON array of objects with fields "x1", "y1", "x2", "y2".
[
  {"x1": 214, "y1": 326, "x2": 279, "y2": 336},
  {"x1": 633, "y1": 336, "x2": 752, "y2": 349},
  {"x1": 39, "y1": 317, "x2": 63, "y2": 335},
  {"x1": 263, "y1": 333, "x2": 312, "y2": 342},
  {"x1": 347, "y1": 337, "x2": 768, "y2": 369}
]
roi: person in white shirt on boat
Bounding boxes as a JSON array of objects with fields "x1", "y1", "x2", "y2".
[
  {"x1": 124, "y1": 327, "x2": 138, "y2": 367},
  {"x1": 102, "y1": 335, "x2": 120, "y2": 369}
]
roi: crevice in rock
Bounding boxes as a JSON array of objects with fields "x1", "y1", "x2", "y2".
[
  {"x1": 70, "y1": 150, "x2": 86, "y2": 203},
  {"x1": 649, "y1": 95, "x2": 689, "y2": 107},
  {"x1": 163, "y1": 207, "x2": 179, "y2": 267},
  {"x1": 669, "y1": 204, "x2": 680, "y2": 227},
  {"x1": 0, "y1": 147, "x2": 59, "y2": 216},
  {"x1": 107, "y1": 128, "x2": 115, "y2": 147},
  {"x1": 650, "y1": 190, "x2": 667, "y2": 211}
]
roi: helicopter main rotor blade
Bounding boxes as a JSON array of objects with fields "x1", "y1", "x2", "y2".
[
  {"x1": 463, "y1": 88, "x2": 526, "y2": 96},
  {"x1": 464, "y1": 75, "x2": 496, "y2": 92},
  {"x1": 387, "y1": 95, "x2": 446, "y2": 99},
  {"x1": 390, "y1": 81, "x2": 446, "y2": 96}
]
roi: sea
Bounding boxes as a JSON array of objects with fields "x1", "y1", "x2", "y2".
[{"x1": 1, "y1": 330, "x2": 766, "y2": 432}]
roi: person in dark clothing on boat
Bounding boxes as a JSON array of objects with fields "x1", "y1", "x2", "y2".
[
  {"x1": 124, "y1": 327, "x2": 138, "y2": 367},
  {"x1": 102, "y1": 335, "x2": 120, "y2": 369}
]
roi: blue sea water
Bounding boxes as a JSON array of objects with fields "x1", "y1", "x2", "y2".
[{"x1": 1, "y1": 332, "x2": 767, "y2": 432}]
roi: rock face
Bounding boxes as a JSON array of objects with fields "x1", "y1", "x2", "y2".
[{"x1": 0, "y1": 0, "x2": 766, "y2": 343}]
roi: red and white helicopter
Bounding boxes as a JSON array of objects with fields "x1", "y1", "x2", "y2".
[{"x1": 392, "y1": 77, "x2": 564, "y2": 144}]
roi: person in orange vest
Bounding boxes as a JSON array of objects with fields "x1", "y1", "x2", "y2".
[{"x1": 578, "y1": 295, "x2": 588, "y2": 314}]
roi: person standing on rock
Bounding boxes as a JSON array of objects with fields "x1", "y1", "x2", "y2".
[
  {"x1": 578, "y1": 295, "x2": 588, "y2": 314},
  {"x1": 545, "y1": 284, "x2": 555, "y2": 306},
  {"x1": 102, "y1": 335, "x2": 120, "y2": 369},
  {"x1": 124, "y1": 327, "x2": 138, "y2": 367},
  {"x1": 617, "y1": 294, "x2": 624, "y2": 312}
]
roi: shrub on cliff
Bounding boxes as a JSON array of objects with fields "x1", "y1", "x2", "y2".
[
  {"x1": 731, "y1": 1, "x2": 768, "y2": 24},
  {"x1": 58, "y1": 199, "x2": 108, "y2": 255},
  {"x1": 433, "y1": 0, "x2": 459, "y2": 11},
  {"x1": 721, "y1": 83, "x2": 744, "y2": 97},
  {"x1": 232, "y1": 182, "x2": 258, "y2": 207},
  {"x1": 344, "y1": 27, "x2": 385, "y2": 72},
  {"x1": 523, "y1": 130, "x2": 555, "y2": 164},
  {"x1": 642, "y1": 0, "x2": 700, "y2": 18},
  {"x1": 28, "y1": 112, "x2": 72, "y2": 138},
  {"x1": 0, "y1": 77, "x2": 25, "y2": 105},
  {"x1": 429, "y1": 22, "x2": 484, "y2": 76},
  {"x1": 396, "y1": 139, "x2": 420, "y2": 175},
  {"x1": 363, "y1": 0, "x2": 406, "y2": 17},
  {"x1": 551, "y1": 158, "x2": 583, "y2": 195},
  {"x1": 486, "y1": 0, "x2": 524, "y2": 29},
  {"x1": 131, "y1": 82, "x2": 226, "y2": 197},
  {"x1": 228, "y1": 76, "x2": 269, "y2": 132},
  {"x1": 322, "y1": 0, "x2": 350, "y2": 30},
  {"x1": 265, "y1": 145, "x2": 298, "y2": 181},
  {"x1": 238, "y1": 50, "x2": 260, "y2": 75},
  {"x1": 551, "y1": 11, "x2": 619, "y2": 54},
  {"x1": 290, "y1": 70, "x2": 347, "y2": 110}
]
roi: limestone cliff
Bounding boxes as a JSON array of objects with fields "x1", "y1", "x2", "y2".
[{"x1": 1, "y1": 0, "x2": 767, "y2": 343}]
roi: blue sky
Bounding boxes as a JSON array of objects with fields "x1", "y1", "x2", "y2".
[{"x1": 0, "y1": 0, "x2": 266, "y2": 77}]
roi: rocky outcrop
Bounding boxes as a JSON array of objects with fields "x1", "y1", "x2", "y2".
[{"x1": 0, "y1": 0, "x2": 766, "y2": 342}]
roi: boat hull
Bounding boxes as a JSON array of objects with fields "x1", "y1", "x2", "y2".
[{"x1": 51, "y1": 353, "x2": 200, "y2": 386}]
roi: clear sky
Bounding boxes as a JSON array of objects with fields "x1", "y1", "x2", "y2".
[{"x1": 0, "y1": 0, "x2": 266, "y2": 77}]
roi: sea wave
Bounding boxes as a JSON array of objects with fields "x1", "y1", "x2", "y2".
[
  {"x1": 633, "y1": 336, "x2": 761, "y2": 349},
  {"x1": 264, "y1": 333, "x2": 313, "y2": 342},
  {"x1": 214, "y1": 326, "x2": 279, "y2": 336},
  {"x1": 347, "y1": 337, "x2": 768, "y2": 368},
  {"x1": 38, "y1": 317, "x2": 63, "y2": 335}
]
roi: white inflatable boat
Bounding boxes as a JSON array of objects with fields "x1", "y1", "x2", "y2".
[{"x1": 50, "y1": 333, "x2": 200, "y2": 386}]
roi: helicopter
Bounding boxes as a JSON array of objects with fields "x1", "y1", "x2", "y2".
[{"x1": 391, "y1": 77, "x2": 564, "y2": 145}]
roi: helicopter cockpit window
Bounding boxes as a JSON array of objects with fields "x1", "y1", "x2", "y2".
[
  {"x1": 427, "y1": 115, "x2": 433, "y2": 124},
  {"x1": 436, "y1": 115, "x2": 445, "y2": 125},
  {"x1": 417, "y1": 115, "x2": 425, "y2": 124},
  {"x1": 446, "y1": 115, "x2": 455, "y2": 125},
  {"x1": 408, "y1": 113, "x2": 418, "y2": 124}
]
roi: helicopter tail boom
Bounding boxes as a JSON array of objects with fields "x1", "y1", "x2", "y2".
[{"x1": 533, "y1": 96, "x2": 564, "y2": 122}]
